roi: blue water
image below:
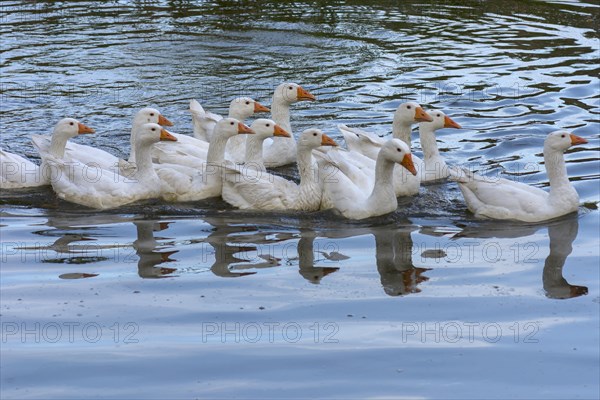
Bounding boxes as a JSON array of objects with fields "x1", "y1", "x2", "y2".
[{"x1": 1, "y1": 1, "x2": 599, "y2": 399}]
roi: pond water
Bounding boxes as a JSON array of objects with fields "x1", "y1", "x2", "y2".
[{"x1": 1, "y1": 1, "x2": 599, "y2": 399}]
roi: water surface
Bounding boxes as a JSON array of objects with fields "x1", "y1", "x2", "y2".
[{"x1": 1, "y1": 1, "x2": 599, "y2": 399}]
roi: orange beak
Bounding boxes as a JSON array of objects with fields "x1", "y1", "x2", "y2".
[
  {"x1": 253, "y1": 101, "x2": 270, "y2": 113},
  {"x1": 158, "y1": 114, "x2": 174, "y2": 127},
  {"x1": 297, "y1": 86, "x2": 316, "y2": 102},
  {"x1": 570, "y1": 134, "x2": 587, "y2": 146},
  {"x1": 238, "y1": 122, "x2": 255, "y2": 134},
  {"x1": 273, "y1": 124, "x2": 291, "y2": 138},
  {"x1": 160, "y1": 128, "x2": 178, "y2": 141},
  {"x1": 321, "y1": 133, "x2": 338, "y2": 147},
  {"x1": 443, "y1": 115, "x2": 461, "y2": 129},
  {"x1": 415, "y1": 107, "x2": 433, "y2": 122},
  {"x1": 400, "y1": 153, "x2": 417, "y2": 176},
  {"x1": 158, "y1": 222, "x2": 170, "y2": 230},
  {"x1": 77, "y1": 123, "x2": 95, "y2": 134}
]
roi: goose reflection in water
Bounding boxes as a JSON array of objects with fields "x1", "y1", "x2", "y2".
[
  {"x1": 133, "y1": 221, "x2": 178, "y2": 279},
  {"x1": 542, "y1": 215, "x2": 587, "y2": 300},
  {"x1": 451, "y1": 213, "x2": 586, "y2": 300}
]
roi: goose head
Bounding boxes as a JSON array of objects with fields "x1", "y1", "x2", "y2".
[
  {"x1": 274, "y1": 82, "x2": 316, "y2": 104},
  {"x1": 136, "y1": 123, "x2": 177, "y2": 147},
  {"x1": 229, "y1": 97, "x2": 270, "y2": 120},
  {"x1": 297, "y1": 128, "x2": 337, "y2": 149},
  {"x1": 381, "y1": 139, "x2": 417, "y2": 176},
  {"x1": 213, "y1": 117, "x2": 255, "y2": 139},
  {"x1": 394, "y1": 102, "x2": 433, "y2": 125},
  {"x1": 544, "y1": 131, "x2": 587, "y2": 152},
  {"x1": 133, "y1": 108, "x2": 173, "y2": 127},
  {"x1": 53, "y1": 118, "x2": 95, "y2": 139},
  {"x1": 422, "y1": 110, "x2": 462, "y2": 131},
  {"x1": 250, "y1": 118, "x2": 291, "y2": 139}
]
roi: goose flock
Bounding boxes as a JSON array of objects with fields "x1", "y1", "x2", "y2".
[{"x1": 0, "y1": 82, "x2": 588, "y2": 222}]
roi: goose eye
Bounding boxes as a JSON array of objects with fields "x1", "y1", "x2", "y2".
[
  {"x1": 245, "y1": 101, "x2": 250, "y2": 105},
  {"x1": 151, "y1": 128, "x2": 156, "y2": 131},
  {"x1": 313, "y1": 132, "x2": 317, "y2": 137},
  {"x1": 397, "y1": 148, "x2": 401, "y2": 152},
  {"x1": 230, "y1": 121, "x2": 234, "y2": 125},
  {"x1": 561, "y1": 134, "x2": 565, "y2": 138},
  {"x1": 289, "y1": 86, "x2": 293, "y2": 90},
  {"x1": 150, "y1": 113, "x2": 155, "y2": 116},
  {"x1": 266, "y1": 124, "x2": 270, "y2": 127},
  {"x1": 437, "y1": 114, "x2": 441, "y2": 117},
  {"x1": 69, "y1": 122, "x2": 74, "y2": 126},
  {"x1": 407, "y1": 105, "x2": 411, "y2": 109}
]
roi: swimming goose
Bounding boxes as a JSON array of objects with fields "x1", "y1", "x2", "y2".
[
  {"x1": 189, "y1": 97, "x2": 270, "y2": 162},
  {"x1": 31, "y1": 109, "x2": 171, "y2": 175},
  {"x1": 417, "y1": 110, "x2": 462, "y2": 182},
  {"x1": 11, "y1": 118, "x2": 94, "y2": 188},
  {"x1": 46, "y1": 123, "x2": 177, "y2": 209},
  {"x1": 222, "y1": 129, "x2": 337, "y2": 211},
  {"x1": 452, "y1": 131, "x2": 587, "y2": 222},
  {"x1": 316, "y1": 139, "x2": 417, "y2": 220},
  {"x1": 337, "y1": 102, "x2": 432, "y2": 196},
  {"x1": 262, "y1": 82, "x2": 316, "y2": 167},
  {"x1": 156, "y1": 118, "x2": 254, "y2": 202}
]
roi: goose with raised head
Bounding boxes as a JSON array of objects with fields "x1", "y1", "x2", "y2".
[
  {"x1": 156, "y1": 118, "x2": 254, "y2": 202},
  {"x1": 222, "y1": 129, "x2": 337, "y2": 211},
  {"x1": 17, "y1": 118, "x2": 95, "y2": 188},
  {"x1": 189, "y1": 97, "x2": 270, "y2": 162},
  {"x1": 416, "y1": 109, "x2": 462, "y2": 182},
  {"x1": 452, "y1": 131, "x2": 587, "y2": 222},
  {"x1": 337, "y1": 101, "x2": 432, "y2": 196},
  {"x1": 45, "y1": 123, "x2": 177, "y2": 209},
  {"x1": 262, "y1": 82, "x2": 316, "y2": 167},
  {"x1": 316, "y1": 139, "x2": 417, "y2": 220}
]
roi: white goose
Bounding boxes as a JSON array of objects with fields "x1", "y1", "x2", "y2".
[
  {"x1": 239, "y1": 118, "x2": 291, "y2": 170},
  {"x1": 46, "y1": 123, "x2": 177, "y2": 210},
  {"x1": 262, "y1": 82, "x2": 316, "y2": 167},
  {"x1": 316, "y1": 139, "x2": 417, "y2": 220},
  {"x1": 222, "y1": 129, "x2": 337, "y2": 211},
  {"x1": 2, "y1": 118, "x2": 92, "y2": 189},
  {"x1": 416, "y1": 110, "x2": 462, "y2": 182},
  {"x1": 189, "y1": 97, "x2": 270, "y2": 163},
  {"x1": 1, "y1": 148, "x2": 45, "y2": 189},
  {"x1": 337, "y1": 102, "x2": 432, "y2": 196},
  {"x1": 156, "y1": 118, "x2": 254, "y2": 202},
  {"x1": 452, "y1": 131, "x2": 588, "y2": 222},
  {"x1": 31, "y1": 108, "x2": 171, "y2": 174}
]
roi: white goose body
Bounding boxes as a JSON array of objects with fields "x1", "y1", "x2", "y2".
[
  {"x1": 155, "y1": 118, "x2": 254, "y2": 202},
  {"x1": 46, "y1": 124, "x2": 177, "y2": 210},
  {"x1": 316, "y1": 139, "x2": 417, "y2": 220},
  {"x1": 1, "y1": 148, "x2": 46, "y2": 188},
  {"x1": 222, "y1": 129, "x2": 337, "y2": 211},
  {"x1": 262, "y1": 83, "x2": 316, "y2": 167},
  {"x1": 453, "y1": 131, "x2": 587, "y2": 222}
]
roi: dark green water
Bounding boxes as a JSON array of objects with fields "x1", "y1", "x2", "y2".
[{"x1": 1, "y1": 1, "x2": 599, "y2": 399}]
